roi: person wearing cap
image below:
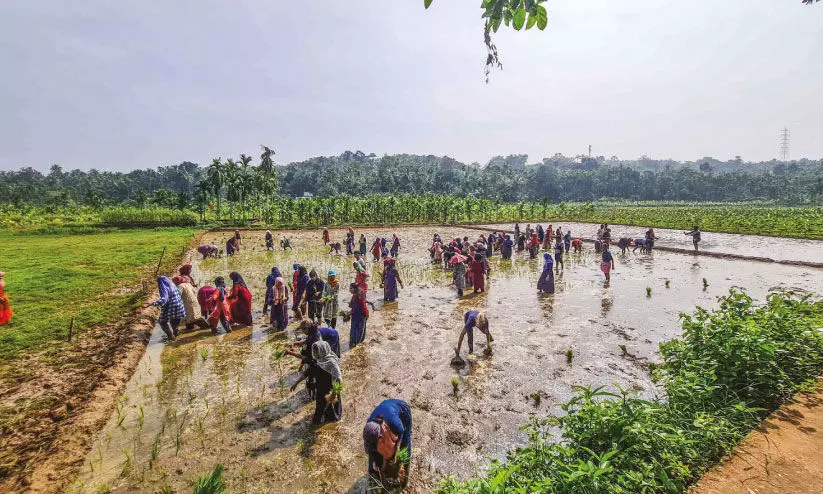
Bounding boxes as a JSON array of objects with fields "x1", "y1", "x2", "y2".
[
  {"x1": 454, "y1": 310, "x2": 493, "y2": 360},
  {"x1": 363, "y1": 399, "x2": 412, "y2": 487},
  {"x1": 322, "y1": 269, "x2": 340, "y2": 328}
]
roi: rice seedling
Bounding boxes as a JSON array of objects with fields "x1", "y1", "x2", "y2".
[
  {"x1": 665, "y1": 279, "x2": 671, "y2": 288},
  {"x1": 120, "y1": 448, "x2": 133, "y2": 477},
  {"x1": 646, "y1": 287, "x2": 652, "y2": 297},
  {"x1": 93, "y1": 484, "x2": 113, "y2": 494},
  {"x1": 450, "y1": 377, "x2": 459, "y2": 395},
  {"x1": 396, "y1": 447, "x2": 411, "y2": 465},
  {"x1": 529, "y1": 393, "x2": 541, "y2": 405},
  {"x1": 149, "y1": 431, "x2": 162, "y2": 469},
  {"x1": 193, "y1": 464, "x2": 226, "y2": 494},
  {"x1": 199, "y1": 347, "x2": 210, "y2": 362},
  {"x1": 137, "y1": 405, "x2": 145, "y2": 432},
  {"x1": 115, "y1": 399, "x2": 126, "y2": 428},
  {"x1": 565, "y1": 348, "x2": 574, "y2": 365},
  {"x1": 703, "y1": 277, "x2": 709, "y2": 288},
  {"x1": 619, "y1": 344, "x2": 627, "y2": 356}
]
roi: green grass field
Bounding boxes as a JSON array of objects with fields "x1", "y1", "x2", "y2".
[{"x1": 0, "y1": 228, "x2": 196, "y2": 361}]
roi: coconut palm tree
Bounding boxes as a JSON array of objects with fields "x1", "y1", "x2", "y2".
[{"x1": 206, "y1": 158, "x2": 224, "y2": 221}]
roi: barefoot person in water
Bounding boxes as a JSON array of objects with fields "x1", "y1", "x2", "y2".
[{"x1": 454, "y1": 310, "x2": 493, "y2": 361}]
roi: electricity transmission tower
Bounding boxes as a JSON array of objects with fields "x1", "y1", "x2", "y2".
[{"x1": 779, "y1": 127, "x2": 790, "y2": 162}]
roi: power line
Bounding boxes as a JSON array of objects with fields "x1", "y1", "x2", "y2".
[{"x1": 779, "y1": 127, "x2": 790, "y2": 163}]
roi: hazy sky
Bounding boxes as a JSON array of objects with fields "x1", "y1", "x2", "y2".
[{"x1": 1, "y1": 0, "x2": 821, "y2": 171}]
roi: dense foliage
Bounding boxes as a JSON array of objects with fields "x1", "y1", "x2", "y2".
[
  {"x1": 2, "y1": 152, "x2": 822, "y2": 211},
  {"x1": 439, "y1": 290, "x2": 823, "y2": 493},
  {"x1": 2, "y1": 200, "x2": 822, "y2": 239},
  {"x1": 100, "y1": 207, "x2": 198, "y2": 227}
]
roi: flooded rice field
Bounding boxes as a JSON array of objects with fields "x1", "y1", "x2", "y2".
[
  {"x1": 479, "y1": 222, "x2": 823, "y2": 264},
  {"x1": 70, "y1": 226, "x2": 823, "y2": 493}
]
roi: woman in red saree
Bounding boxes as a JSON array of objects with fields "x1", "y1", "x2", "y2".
[
  {"x1": 470, "y1": 254, "x2": 486, "y2": 293},
  {"x1": 207, "y1": 277, "x2": 232, "y2": 334},
  {"x1": 228, "y1": 272, "x2": 253, "y2": 326},
  {"x1": 0, "y1": 272, "x2": 12, "y2": 325},
  {"x1": 179, "y1": 264, "x2": 197, "y2": 287}
]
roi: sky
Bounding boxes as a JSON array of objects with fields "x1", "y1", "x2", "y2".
[{"x1": 1, "y1": 0, "x2": 821, "y2": 172}]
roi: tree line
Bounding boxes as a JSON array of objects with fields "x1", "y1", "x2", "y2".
[{"x1": 1, "y1": 151, "x2": 821, "y2": 210}]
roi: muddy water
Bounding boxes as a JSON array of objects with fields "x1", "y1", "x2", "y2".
[
  {"x1": 70, "y1": 227, "x2": 823, "y2": 493},
  {"x1": 479, "y1": 222, "x2": 823, "y2": 264}
]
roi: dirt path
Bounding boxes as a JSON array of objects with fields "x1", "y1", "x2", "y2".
[{"x1": 691, "y1": 390, "x2": 823, "y2": 494}]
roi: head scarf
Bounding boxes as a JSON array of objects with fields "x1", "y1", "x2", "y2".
[
  {"x1": 272, "y1": 267, "x2": 282, "y2": 278},
  {"x1": 171, "y1": 275, "x2": 186, "y2": 285},
  {"x1": 180, "y1": 264, "x2": 192, "y2": 276},
  {"x1": 309, "y1": 269, "x2": 318, "y2": 279},
  {"x1": 157, "y1": 276, "x2": 175, "y2": 301},
  {"x1": 363, "y1": 421, "x2": 382, "y2": 452},
  {"x1": 229, "y1": 272, "x2": 246, "y2": 288},
  {"x1": 312, "y1": 340, "x2": 342, "y2": 382},
  {"x1": 293, "y1": 263, "x2": 300, "y2": 272},
  {"x1": 214, "y1": 276, "x2": 226, "y2": 288},
  {"x1": 543, "y1": 253, "x2": 554, "y2": 271},
  {"x1": 449, "y1": 253, "x2": 467, "y2": 264}
]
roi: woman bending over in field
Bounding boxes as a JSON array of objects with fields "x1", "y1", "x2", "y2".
[
  {"x1": 454, "y1": 310, "x2": 493, "y2": 362},
  {"x1": 290, "y1": 340, "x2": 343, "y2": 425},
  {"x1": 172, "y1": 275, "x2": 209, "y2": 331},
  {"x1": 228, "y1": 272, "x2": 253, "y2": 326},
  {"x1": 153, "y1": 276, "x2": 186, "y2": 340}
]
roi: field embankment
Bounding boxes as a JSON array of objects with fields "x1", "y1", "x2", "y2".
[
  {"x1": 0, "y1": 228, "x2": 196, "y2": 491},
  {"x1": 690, "y1": 390, "x2": 823, "y2": 494}
]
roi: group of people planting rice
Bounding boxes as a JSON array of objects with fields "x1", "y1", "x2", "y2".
[{"x1": 146, "y1": 222, "x2": 706, "y2": 490}]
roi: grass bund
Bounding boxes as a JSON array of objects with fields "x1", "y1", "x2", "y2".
[
  {"x1": 0, "y1": 228, "x2": 195, "y2": 361},
  {"x1": 438, "y1": 289, "x2": 823, "y2": 494}
]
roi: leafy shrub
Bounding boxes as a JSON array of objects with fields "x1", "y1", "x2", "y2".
[
  {"x1": 100, "y1": 207, "x2": 198, "y2": 227},
  {"x1": 439, "y1": 290, "x2": 823, "y2": 494}
]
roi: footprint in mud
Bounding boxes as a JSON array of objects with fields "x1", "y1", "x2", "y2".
[{"x1": 446, "y1": 427, "x2": 477, "y2": 446}]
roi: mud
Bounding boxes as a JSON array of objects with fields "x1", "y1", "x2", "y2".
[
  {"x1": 70, "y1": 226, "x2": 823, "y2": 493},
  {"x1": 690, "y1": 391, "x2": 823, "y2": 494}
]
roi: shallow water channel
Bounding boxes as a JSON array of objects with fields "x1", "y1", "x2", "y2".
[{"x1": 71, "y1": 226, "x2": 823, "y2": 493}]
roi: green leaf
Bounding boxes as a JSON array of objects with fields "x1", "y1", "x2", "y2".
[
  {"x1": 526, "y1": 12, "x2": 537, "y2": 30},
  {"x1": 512, "y1": 7, "x2": 526, "y2": 30},
  {"x1": 536, "y1": 5, "x2": 548, "y2": 29},
  {"x1": 424, "y1": 0, "x2": 433, "y2": 8}
]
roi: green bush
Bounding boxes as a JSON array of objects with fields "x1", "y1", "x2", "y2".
[
  {"x1": 100, "y1": 207, "x2": 198, "y2": 227},
  {"x1": 439, "y1": 290, "x2": 823, "y2": 494}
]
